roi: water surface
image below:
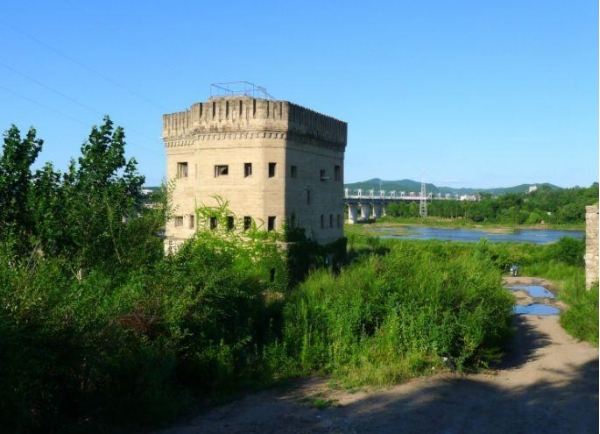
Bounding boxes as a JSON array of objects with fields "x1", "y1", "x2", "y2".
[
  {"x1": 376, "y1": 226, "x2": 583, "y2": 244},
  {"x1": 506, "y1": 285, "x2": 556, "y2": 299}
]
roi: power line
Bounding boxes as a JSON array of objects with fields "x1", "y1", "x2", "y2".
[
  {"x1": 0, "y1": 85, "x2": 163, "y2": 157},
  {"x1": 0, "y1": 18, "x2": 170, "y2": 112},
  {"x1": 0, "y1": 61, "x2": 164, "y2": 149}
]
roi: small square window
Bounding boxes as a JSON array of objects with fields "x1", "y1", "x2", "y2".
[
  {"x1": 177, "y1": 162, "x2": 188, "y2": 178},
  {"x1": 268, "y1": 216, "x2": 276, "y2": 231},
  {"x1": 268, "y1": 162, "x2": 276, "y2": 178},
  {"x1": 320, "y1": 169, "x2": 328, "y2": 181},
  {"x1": 243, "y1": 216, "x2": 252, "y2": 231},
  {"x1": 174, "y1": 216, "x2": 183, "y2": 227},
  {"x1": 290, "y1": 165, "x2": 298, "y2": 178},
  {"x1": 214, "y1": 165, "x2": 229, "y2": 177},
  {"x1": 244, "y1": 163, "x2": 252, "y2": 177}
]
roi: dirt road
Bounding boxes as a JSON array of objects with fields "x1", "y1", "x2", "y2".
[{"x1": 151, "y1": 277, "x2": 598, "y2": 434}]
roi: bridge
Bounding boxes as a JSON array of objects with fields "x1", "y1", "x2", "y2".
[{"x1": 344, "y1": 188, "x2": 478, "y2": 223}]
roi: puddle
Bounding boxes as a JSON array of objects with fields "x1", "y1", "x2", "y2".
[
  {"x1": 505, "y1": 285, "x2": 560, "y2": 316},
  {"x1": 514, "y1": 304, "x2": 561, "y2": 316},
  {"x1": 506, "y1": 285, "x2": 556, "y2": 299}
]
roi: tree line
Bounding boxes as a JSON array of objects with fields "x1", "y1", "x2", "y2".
[{"x1": 385, "y1": 183, "x2": 598, "y2": 225}]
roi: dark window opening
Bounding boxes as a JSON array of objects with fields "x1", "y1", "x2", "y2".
[
  {"x1": 268, "y1": 162, "x2": 276, "y2": 178},
  {"x1": 307, "y1": 190, "x2": 312, "y2": 205},
  {"x1": 291, "y1": 165, "x2": 298, "y2": 178},
  {"x1": 177, "y1": 162, "x2": 188, "y2": 178},
  {"x1": 270, "y1": 268, "x2": 276, "y2": 282},
  {"x1": 214, "y1": 165, "x2": 229, "y2": 177},
  {"x1": 210, "y1": 217, "x2": 217, "y2": 230},
  {"x1": 329, "y1": 214, "x2": 333, "y2": 228},
  {"x1": 244, "y1": 162, "x2": 252, "y2": 177},
  {"x1": 268, "y1": 216, "x2": 276, "y2": 231},
  {"x1": 189, "y1": 215, "x2": 195, "y2": 229},
  {"x1": 335, "y1": 165, "x2": 342, "y2": 181},
  {"x1": 243, "y1": 216, "x2": 252, "y2": 231},
  {"x1": 226, "y1": 216, "x2": 234, "y2": 231}
]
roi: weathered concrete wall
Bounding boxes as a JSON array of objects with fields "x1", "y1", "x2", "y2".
[
  {"x1": 163, "y1": 96, "x2": 347, "y2": 250},
  {"x1": 585, "y1": 205, "x2": 599, "y2": 289}
]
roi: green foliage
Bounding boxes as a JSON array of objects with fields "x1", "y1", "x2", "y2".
[
  {"x1": 414, "y1": 183, "x2": 598, "y2": 226},
  {"x1": 281, "y1": 241, "x2": 515, "y2": 386},
  {"x1": 0, "y1": 125, "x2": 43, "y2": 253},
  {"x1": 560, "y1": 284, "x2": 599, "y2": 346}
]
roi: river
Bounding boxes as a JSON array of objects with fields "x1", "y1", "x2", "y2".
[{"x1": 373, "y1": 226, "x2": 584, "y2": 244}]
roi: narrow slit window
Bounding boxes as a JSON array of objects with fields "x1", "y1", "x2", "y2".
[
  {"x1": 210, "y1": 216, "x2": 217, "y2": 230},
  {"x1": 189, "y1": 215, "x2": 195, "y2": 229},
  {"x1": 226, "y1": 216, "x2": 234, "y2": 231},
  {"x1": 329, "y1": 214, "x2": 333, "y2": 228},
  {"x1": 268, "y1": 162, "x2": 276, "y2": 178},
  {"x1": 290, "y1": 165, "x2": 298, "y2": 178},
  {"x1": 244, "y1": 163, "x2": 252, "y2": 177},
  {"x1": 214, "y1": 165, "x2": 229, "y2": 177},
  {"x1": 243, "y1": 216, "x2": 252, "y2": 231},
  {"x1": 268, "y1": 216, "x2": 276, "y2": 231},
  {"x1": 334, "y1": 165, "x2": 342, "y2": 181}
]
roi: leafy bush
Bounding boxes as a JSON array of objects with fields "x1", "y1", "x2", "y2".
[{"x1": 280, "y1": 240, "x2": 515, "y2": 386}]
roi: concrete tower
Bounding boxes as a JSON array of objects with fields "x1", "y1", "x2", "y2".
[{"x1": 162, "y1": 93, "x2": 347, "y2": 251}]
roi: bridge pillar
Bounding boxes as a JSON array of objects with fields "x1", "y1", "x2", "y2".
[
  {"x1": 360, "y1": 202, "x2": 372, "y2": 221},
  {"x1": 373, "y1": 203, "x2": 382, "y2": 220},
  {"x1": 347, "y1": 203, "x2": 358, "y2": 224}
]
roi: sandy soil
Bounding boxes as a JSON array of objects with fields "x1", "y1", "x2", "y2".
[{"x1": 150, "y1": 277, "x2": 598, "y2": 434}]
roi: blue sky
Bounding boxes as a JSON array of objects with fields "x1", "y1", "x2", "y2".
[{"x1": 1, "y1": 0, "x2": 597, "y2": 188}]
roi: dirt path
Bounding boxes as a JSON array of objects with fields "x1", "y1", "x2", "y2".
[{"x1": 150, "y1": 277, "x2": 598, "y2": 434}]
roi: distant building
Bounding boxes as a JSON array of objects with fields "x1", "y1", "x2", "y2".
[{"x1": 162, "y1": 94, "x2": 347, "y2": 251}]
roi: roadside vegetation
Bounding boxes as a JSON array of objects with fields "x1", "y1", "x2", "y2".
[{"x1": 0, "y1": 121, "x2": 596, "y2": 433}]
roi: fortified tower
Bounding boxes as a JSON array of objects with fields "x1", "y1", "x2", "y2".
[{"x1": 162, "y1": 84, "x2": 348, "y2": 250}]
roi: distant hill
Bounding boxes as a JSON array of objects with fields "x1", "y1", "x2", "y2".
[{"x1": 344, "y1": 178, "x2": 562, "y2": 196}]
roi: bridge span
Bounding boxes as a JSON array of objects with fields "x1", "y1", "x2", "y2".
[{"x1": 343, "y1": 188, "x2": 478, "y2": 224}]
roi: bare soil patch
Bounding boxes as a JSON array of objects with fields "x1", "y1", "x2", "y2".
[{"x1": 149, "y1": 277, "x2": 598, "y2": 434}]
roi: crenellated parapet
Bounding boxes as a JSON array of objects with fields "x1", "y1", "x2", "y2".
[{"x1": 163, "y1": 96, "x2": 347, "y2": 151}]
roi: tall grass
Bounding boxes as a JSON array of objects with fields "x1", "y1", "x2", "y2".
[{"x1": 280, "y1": 240, "x2": 515, "y2": 387}]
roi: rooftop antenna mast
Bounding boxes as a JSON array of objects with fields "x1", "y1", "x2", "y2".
[{"x1": 419, "y1": 173, "x2": 428, "y2": 218}]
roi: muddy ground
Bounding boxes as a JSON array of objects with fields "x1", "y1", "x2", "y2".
[{"x1": 149, "y1": 277, "x2": 598, "y2": 434}]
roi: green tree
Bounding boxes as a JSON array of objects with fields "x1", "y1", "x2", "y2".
[
  {"x1": 0, "y1": 125, "x2": 43, "y2": 251},
  {"x1": 60, "y1": 116, "x2": 146, "y2": 275}
]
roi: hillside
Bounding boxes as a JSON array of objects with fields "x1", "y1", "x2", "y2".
[{"x1": 344, "y1": 178, "x2": 562, "y2": 196}]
